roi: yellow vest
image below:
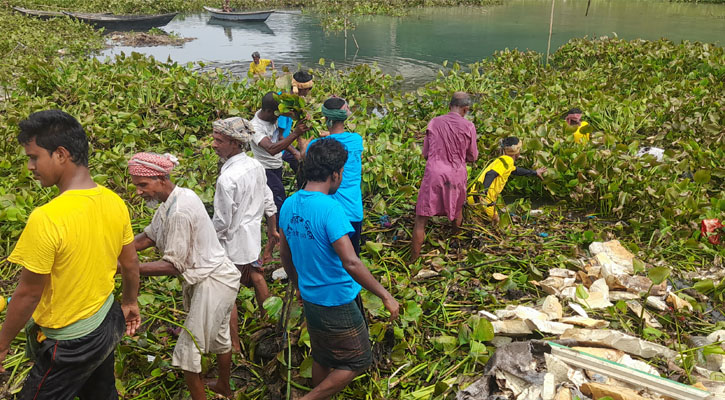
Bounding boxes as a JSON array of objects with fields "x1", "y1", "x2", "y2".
[
  {"x1": 468, "y1": 155, "x2": 516, "y2": 218},
  {"x1": 573, "y1": 121, "x2": 590, "y2": 144}
]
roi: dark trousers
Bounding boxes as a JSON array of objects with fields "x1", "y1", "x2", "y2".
[
  {"x1": 265, "y1": 167, "x2": 286, "y2": 216},
  {"x1": 18, "y1": 302, "x2": 125, "y2": 400},
  {"x1": 349, "y1": 220, "x2": 363, "y2": 256},
  {"x1": 282, "y1": 151, "x2": 300, "y2": 173}
]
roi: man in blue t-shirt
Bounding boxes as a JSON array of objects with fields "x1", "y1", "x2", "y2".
[
  {"x1": 279, "y1": 138, "x2": 398, "y2": 400},
  {"x1": 306, "y1": 97, "x2": 365, "y2": 255}
]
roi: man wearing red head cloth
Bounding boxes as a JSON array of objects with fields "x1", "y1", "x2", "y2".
[{"x1": 128, "y1": 152, "x2": 241, "y2": 399}]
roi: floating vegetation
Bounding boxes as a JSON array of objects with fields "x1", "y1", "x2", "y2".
[{"x1": 0, "y1": 2, "x2": 723, "y2": 398}]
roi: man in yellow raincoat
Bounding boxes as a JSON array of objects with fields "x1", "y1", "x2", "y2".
[{"x1": 468, "y1": 137, "x2": 546, "y2": 224}]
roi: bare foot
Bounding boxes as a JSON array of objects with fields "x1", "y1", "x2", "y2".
[{"x1": 205, "y1": 379, "x2": 232, "y2": 398}]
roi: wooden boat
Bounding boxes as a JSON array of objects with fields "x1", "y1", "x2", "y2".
[
  {"x1": 203, "y1": 6, "x2": 274, "y2": 22},
  {"x1": 63, "y1": 11, "x2": 178, "y2": 31},
  {"x1": 13, "y1": 6, "x2": 65, "y2": 19}
]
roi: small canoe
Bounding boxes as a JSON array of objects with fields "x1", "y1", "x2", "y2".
[
  {"x1": 13, "y1": 6, "x2": 65, "y2": 19},
  {"x1": 63, "y1": 11, "x2": 178, "y2": 31},
  {"x1": 203, "y1": 6, "x2": 274, "y2": 22}
]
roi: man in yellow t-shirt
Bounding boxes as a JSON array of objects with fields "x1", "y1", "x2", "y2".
[
  {"x1": 0, "y1": 110, "x2": 140, "y2": 399},
  {"x1": 248, "y1": 51, "x2": 275, "y2": 78},
  {"x1": 468, "y1": 137, "x2": 546, "y2": 224}
]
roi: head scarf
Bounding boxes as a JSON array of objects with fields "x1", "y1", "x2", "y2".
[
  {"x1": 292, "y1": 71, "x2": 314, "y2": 95},
  {"x1": 321, "y1": 98, "x2": 350, "y2": 122},
  {"x1": 565, "y1": 107, "x2": 583, "y2": 126},
  {"x1": 501, "y1": 137, "x2": 522, "y2": 157},
  {"x1": 128, "y1": 152, "x2": 179, "y2": 177},
  {"x1": 213, "y1": 117, "x2": 254, "y2": 143},
  {"x1": 292, "y1": 79, "x2": 314, "y2": 94}
]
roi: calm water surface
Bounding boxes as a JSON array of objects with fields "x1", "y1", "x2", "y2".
[{"x1": 100, "y1": 0, "x2": 725, "y2": 86}]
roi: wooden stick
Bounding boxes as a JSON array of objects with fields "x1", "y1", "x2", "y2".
[{"x1": 546, "y1": 0, "x2": 555, "y2": 65}]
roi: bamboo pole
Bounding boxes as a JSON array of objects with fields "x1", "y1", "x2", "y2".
[{"x1": 546, "y1": 0, "x2": 555, "y2": 65}]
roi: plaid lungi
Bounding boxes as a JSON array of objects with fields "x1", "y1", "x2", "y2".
[{"x1": 303, "y1": 295, "x2": 371, "y2": 371}]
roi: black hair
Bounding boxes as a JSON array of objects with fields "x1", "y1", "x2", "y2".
[
  {"x1": 17, "y1": 110, "x2": 89, "y2": 167},
  {"x1": 293, "y1": 70, "x2": 313, "y2": 83},
  {"x1": 303, "y1": 138, "x2": 348, "y2": 183},
  {"x1": 449, "y1": 92, "x2": 472, "y2": 108},
  {"x1": 323, "y1": 97, "x2": 346, "y2": 110},
  {"x1": 500, "y1": 137, "x2": 520, "y2": 148},
  {"x1": 567, "y1": 107, "x2": 582, "y2": 115},
  {"x1": 252, "y1": 51, "x2": 260, "y2": 58},
  {"x1": 261, "y1": 91, "x2": 279, "y2": 111}
]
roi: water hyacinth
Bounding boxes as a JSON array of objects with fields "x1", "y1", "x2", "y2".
[{"x1": 0, "y1": 5, "x2": 724, "y2": 398}]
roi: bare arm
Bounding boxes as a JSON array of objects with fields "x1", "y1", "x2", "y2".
[
  {"x1": 332, "y1": 236, "x2": 399, "y2": 319},
  {"x1": 266, "y1": 214, "x2": 279, "y2": 248},
  {"x1": 257, "y1": 122, "x2": 309, "y2": 156},
  {"x1": 279, "y1": 230, "x2": 298, "y2": 290},
  {"x1": 117, "y1": 243, "x2": 141, "y2": 335},
  {"x1": 134, "y1": 232, "x2": 155, "y2": 251},
  {"x1": 0, "y1": 269, "x2": 48, "y2": 372},
  {"x1": 138, "y1": 260, "x2": 180, "y2": 277}
]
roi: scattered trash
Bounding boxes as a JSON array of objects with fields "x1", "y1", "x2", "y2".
[
  {"x1": 379, "y1": 215, "x2": 392, "y2": 228},
  {"x1": 464, "y1": 238, "x2": 723, "y2": 400},
  {"x1": 538, "y1": 232, "x2": 549, "y2": 238},
  {"x1": 414, "y1": 269, "x2": 439, "y2": 280},
  {"x1": 701, "y1": 219, "x2": 723, "y2": 245},
  {"x1": 636, "y1": 146, "x2": 665, "y2": 162},
  {"x1": 559, "y1": 329, "x2": 677, "y2": 359},
  {"x1": 271, "y1": 267, "x2": 288, "y2": 281}
]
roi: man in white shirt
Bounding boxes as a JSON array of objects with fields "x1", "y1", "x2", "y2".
[
  {"x1": 250, "y1": 91, "x2": 309, "y2": 260},
  {"x1": 128, "y1": 152, "x2": 241, "y2": 400},
  {"x1": 211, "y1": 117, "x2": 278, "y2": 352}
]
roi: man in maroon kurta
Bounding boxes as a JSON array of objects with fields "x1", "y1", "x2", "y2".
[{"x1": 410, "y1": 92, "x2": 478, "y2": 262}]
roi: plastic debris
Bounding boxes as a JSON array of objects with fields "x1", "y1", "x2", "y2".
[
  {"x1": 271, "y1": 267, "x2": 288, "y2": 281},
  {"x1": 559, "y1": 328, "x2": 677, "y2": 359}
]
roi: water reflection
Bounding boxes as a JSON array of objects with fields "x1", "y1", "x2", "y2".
[
  {"x1": 99, "y1": 1, "x2": 725, "y2": 86},
  {"x1": 206, "y1": 19, "x2": 275, "y2": 41}
]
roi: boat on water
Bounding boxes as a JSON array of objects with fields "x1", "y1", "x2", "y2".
[
  {"x1": 62, "y1": 11, "x2": 178, "y2": 31},
  {"x1": 13, "y1": 6, "x2": 64, "y2": 19},
  {"x1": 203, "y1": 6, "x2": 274, "y2": 22}
]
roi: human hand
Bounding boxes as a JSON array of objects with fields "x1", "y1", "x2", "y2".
[
  {"x1": 292, "y1": 122, "x2": 310, "y2": 137},
  {"x1": 319, "y1": 130, "x2": 330, "y2": 137},
  {"x1": 383, "y1": 296, "x2": 400, "y2": 321},
  {"x1": 121, "y1": 303, "x2": 141, "y2": 336},
  {"x1": 536, "y1": 167, "x2": 547, "y2": 179}
]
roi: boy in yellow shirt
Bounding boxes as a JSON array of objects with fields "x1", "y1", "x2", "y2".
[
  {"x1": 468, "y1": 137, "x2": 546, "y2": 224},
  {"x1": 565, "y1": 107, "x2": 591, "y2": 144},
  {"x1": 0, "y1": 110, "x2": 140, "y2": 399}
]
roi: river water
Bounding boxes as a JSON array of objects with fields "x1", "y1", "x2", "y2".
[{"x1": 101, "y1": 0, "x2": 725, "y2": 86}]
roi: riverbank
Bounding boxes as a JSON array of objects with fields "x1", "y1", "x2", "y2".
[{"x1": 0, "y1": 2, "x2": 723, "y2": 399}]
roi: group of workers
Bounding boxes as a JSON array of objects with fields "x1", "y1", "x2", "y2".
[{"x1": 0, "y1": 75, "x2": 587, "y2": 399}]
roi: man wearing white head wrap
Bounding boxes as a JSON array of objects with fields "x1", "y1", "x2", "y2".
[{"x1": 211, "y1": 117, "x2": 278, "y2": 353}]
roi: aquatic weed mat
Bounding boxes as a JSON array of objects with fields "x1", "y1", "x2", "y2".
[{"x1": 0, "y1": 35, "x2": 724, "y2": 398}]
